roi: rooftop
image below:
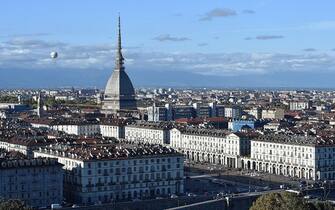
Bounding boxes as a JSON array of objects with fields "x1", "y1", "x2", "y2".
[
  {"x1": 253, "y1": 133, "x2": 335, "y2": 146},
  {"x1": 36, "y1": 142, "x2": 182, "y2": 161},
  {"x1": 0, "y1": 157, "x2": 62, "y2": 169},
  {"x1": 176, "y1": 127, "x2": 230, "y2": 137},
  {"x1": 126, "y1": 121, "x2": 174, "y2": 130}
]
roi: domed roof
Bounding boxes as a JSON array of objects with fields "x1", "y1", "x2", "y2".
[{"x1": 104, "y1": 69, "x2": 135, "y2": 100}]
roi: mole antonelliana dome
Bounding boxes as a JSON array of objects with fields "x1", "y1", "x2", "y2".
[{"x1": 102, "y1": 16, "x2": 137, "y2": 113}]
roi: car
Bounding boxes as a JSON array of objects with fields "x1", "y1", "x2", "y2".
[
  {"x1": 71, "y1": 204, "x2": 80, "y2": 208},
  {"x1": 51, "y1": 204, "x2": 62, "y2": 209},
  {"x1": 304, "y1": 195, "x2": 315, "y2": 199},
  {"x1": 170, "y1": 194, "x2": 178, "y2": 198},
  {"x1": 187, "y1": 193, "x2": 197, "y2": 197},
  {"x1": 263, "y1": 186, "x2": 271, "y2": 190},
  {"x1": 215, "y1": 192, "x2": 225, "y2": 199}
]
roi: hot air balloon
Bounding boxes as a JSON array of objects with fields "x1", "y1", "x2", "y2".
[{"x1": 50, "y1": 51, "x2": 58, "y2": 59}]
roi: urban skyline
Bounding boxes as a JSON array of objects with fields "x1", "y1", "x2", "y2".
[{"x1": 1, "y1": 2, "x2": 335, "y2": 209}]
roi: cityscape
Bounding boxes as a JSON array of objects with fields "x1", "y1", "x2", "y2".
[{"x1": 1, "y1": 1, "x2": 335, "y2": 210}]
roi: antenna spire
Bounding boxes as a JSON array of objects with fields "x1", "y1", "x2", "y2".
[{"x1": 115, "y1": 14, "x2": 124, "y2": 70}]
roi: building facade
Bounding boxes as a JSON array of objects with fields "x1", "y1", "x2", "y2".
[
  {"x1": 147, "y1": 104, "x2": 172, "y2": 122},
  {"x1": 0, "y1": 158, "x2": 63, "y2": 208},
  {"x1": 52, "y1": 123, "x2": 100, "y2": 136},
  {"x1": 170, "y1": 128, "x2": 253, "y2": 168},
  {"x1": 0, "y1": 137, "x2": 50, "y2": 158},
  {"x1": 224, "y1": 106, "x2": 242, "y2": 119},
  {"x1": 289, "y1": 101, "x2": 311, "y2": 111},
  {"x1": 124, "y1": 122, "x2": 172, "y2": 145},
  {"x1": 241, "y1": 134, "x2": 335, "y2": 181},
  {"x1": 100, "y1": 120, "x2": 125, "y2": 139},
  {"x1": 34, "y1": 144, "x2": 184, "y2": 205},
  {"x1": 261, "y1": 108, "x2": 285, "y2": 120},
  {"x1": 228, "y1": 120, "x2": 255, "y2": 132}
]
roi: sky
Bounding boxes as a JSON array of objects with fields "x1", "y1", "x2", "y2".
[{"x1": 1, "y1": 0, "x2": 335, "y2": 88}]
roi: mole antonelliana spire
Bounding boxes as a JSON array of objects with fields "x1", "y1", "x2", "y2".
[
  {"x1": 115, "y1": 15, "x2": 124, "y2": 71},
  {"x1": 102, "y1": 15, "x2": 137, "y2": 114}
]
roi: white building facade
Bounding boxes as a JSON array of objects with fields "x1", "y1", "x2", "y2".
[
  {"x1": 52, "y1": 123, "x2": 100, "y2": 136},
  {"x1": 241, "y1": 134, "x2": 335, "y2": 181},
  {"x1": 289, "y1": 101, "x2": 311, "y2": 111},
  {"x1": 124, "y1": 122, "x2": 172, "y2": 145},
  {"x1": 100, "y1": 124, "x2": 125, "y2": 139},
  {"x1": 34, "y1": 144, "x2": 184, "y2": 205},
  {"x1": 170, "y1": 128, "x2": 252, "y2": 168}
]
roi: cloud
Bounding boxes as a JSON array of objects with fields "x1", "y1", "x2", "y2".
[
  {"x1": 242, "y1": 10, "x2": 255, "y2": 14},
  {"x1": 199, "y1": 8, "x2": 237, "y2": 21},
  {"x1": 0, "y1": 33, "x2": 50, "y2": 38},
  {"x1": 137, "y1": 52, "x2": 335, "y2": 77},
  {"x1": 4, "y1": 38, "x2": 66, "y2": 49},
  {"x1": 256, "y1": 35, "x2": 284, "y2": 40},
  {"x1": 245, "y1": 35, "x2": 284, "y2": 40},
  {"x1": 197, "y1": 43, "x2": 208, "y2": 47},
  {"x1": 303, "y1": 48, "x2": 317, "y2": 52},
  {"x1": 1, "y1": 38, "x2": 335, "y2": 79},
  {"x1": 0, "y1": 38, "x2": 137, "y2": 70},
  {"x1": 153, "y1": 34, "x2": 190, "y2": 42}
]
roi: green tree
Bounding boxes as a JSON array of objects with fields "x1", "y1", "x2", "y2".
[
  {"x1": 0, "y1": 95, "x2": 18, "y2": 103},
  {"x1": 250, "y1": 192, "x2": 310, "y2": 210},
  {"x1": 0, "y1": 199, "x2": 32, "y2": 210},
  {"x1": 309, "y1": 201, "x2": 334, "y2": 210}
]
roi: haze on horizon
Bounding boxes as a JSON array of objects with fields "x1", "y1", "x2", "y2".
[{"x1": 1, "y1": 0, "x2": 335, "y2": 89}]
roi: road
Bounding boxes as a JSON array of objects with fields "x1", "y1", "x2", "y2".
[
  {"x1": 188, "y1": 174, "x2": 219, "y2": 179},
  {"x1": 166, "y1": 189, "x2": 284, "y2": 210},
  {"x1": 188, "y1": 173, "x2": 268, "y2": 190}
]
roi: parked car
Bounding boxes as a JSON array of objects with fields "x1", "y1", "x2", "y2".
[
  {"x1": 170, "y1": 194, "x2": 178, "y2": 198},
  {"x1": 51, "y1": 204, "x2": 62, "y2": 209}
]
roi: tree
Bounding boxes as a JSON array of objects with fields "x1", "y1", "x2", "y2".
[
  {"x1": 0, "y1": 95, "x2": 18, "y2": 103},
  {"x1": 250, "y1": 192, "x2": 310, "y2": 210},
  {"x1": 309, "y1": 202, "x2": 334, "y2": 210},
  {"x1": 0, "y1": 199, "x2": 32, "y2": 210}
]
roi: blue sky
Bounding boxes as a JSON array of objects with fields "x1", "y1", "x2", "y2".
[{"x1": 1, "y1": 0, "x2": 335, "y2": 88}]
